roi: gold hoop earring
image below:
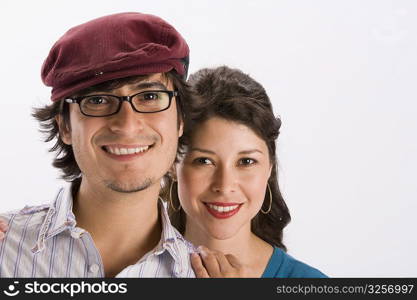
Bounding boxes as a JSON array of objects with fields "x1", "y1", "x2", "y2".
[
  {"x1": 169, "y1": 180, "x2": 181, "y2": 212},
  {"x1": 261, "y1": 183, "x2": 272, "y2": 214}
]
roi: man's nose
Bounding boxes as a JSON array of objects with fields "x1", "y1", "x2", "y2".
[{"x1": 108, "y1": 101, "x2": 145, "y2": 134}]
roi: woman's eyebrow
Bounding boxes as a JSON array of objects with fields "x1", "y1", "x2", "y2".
[
  {"x1": 190, "y1": 148, "x2": 263, "y2": 155},
  {"x1": 238, "y1": 149, "x2": 263, "y2": 155}
]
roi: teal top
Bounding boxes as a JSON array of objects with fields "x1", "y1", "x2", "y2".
[{"x1": 262, "y1": 247, "x2": 327, "y2": 278}]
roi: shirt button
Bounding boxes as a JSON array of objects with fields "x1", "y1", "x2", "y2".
[
  {"x1": 70, "y1": 228, "x2": 85, "y2": 239},
  {"x1": 89, "y1": 264, "x2": 100, "y2": 274},
  {"x1": 70, "y1": 231, "x2": 80, "y2": 239}
]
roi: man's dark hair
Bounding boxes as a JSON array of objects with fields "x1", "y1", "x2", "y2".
[
  {"x1": 166, "y1": 66, "x2": 291, "y2": 251},
  {"x1": 33, "y1": 70, "x2": 190, "y2": 182}
]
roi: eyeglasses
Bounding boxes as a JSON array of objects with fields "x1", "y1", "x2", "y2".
[{"x1": 65, "y1": 90, "x2": 178, "y2": 117}]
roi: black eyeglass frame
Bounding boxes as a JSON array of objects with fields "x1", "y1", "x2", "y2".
[{"x1": 64, "y1": 90, "x2": 178, "y2": 117}]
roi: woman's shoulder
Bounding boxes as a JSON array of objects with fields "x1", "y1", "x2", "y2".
[{"x1": 262, "y1": 247, "x2": 328, "y2": 278}]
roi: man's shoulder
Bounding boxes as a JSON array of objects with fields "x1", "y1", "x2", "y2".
[
  {"x1": 0, "y1": 185, "x2": 67, "y2": 228},
  {"x1": 0, "y1": 203, "x2": 51, "y2": 230}
]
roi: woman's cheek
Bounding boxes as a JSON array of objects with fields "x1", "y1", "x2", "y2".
[{"x1": 239, "y1": 171, "x2": 269, "y2": 206}]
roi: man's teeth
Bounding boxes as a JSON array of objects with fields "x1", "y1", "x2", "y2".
[
  {"x1": 207, "y1": 204, "x2": 239, "y2": 213},
  {"x1": 105, "y1": 146, "x2": 149, "y2": 155}
]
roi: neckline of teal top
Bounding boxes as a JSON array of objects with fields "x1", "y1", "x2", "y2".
[{"x1": 261, "y1": 247, "x2": 327, "y2": 278}]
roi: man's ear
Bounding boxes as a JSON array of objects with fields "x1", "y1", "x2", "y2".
[
  {"x1": 55, "y1": 115, "x2": 72, "y2": 145},
  {"x1": 178, "y1": 118, "x2": 184, "y2": 138}
]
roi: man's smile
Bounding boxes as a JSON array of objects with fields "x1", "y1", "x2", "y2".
[{"x1": 101, "y1": 143, "x2": 155, "y2": 161}]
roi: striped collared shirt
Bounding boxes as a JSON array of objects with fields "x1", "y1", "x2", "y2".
[{"x1": 0, "y1": 183, "x2": 196, "y2": 278}]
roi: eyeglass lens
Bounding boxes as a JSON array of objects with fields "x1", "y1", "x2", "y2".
[{"x1": 80, "y1": 91, "x2": 171, "y2": 116}]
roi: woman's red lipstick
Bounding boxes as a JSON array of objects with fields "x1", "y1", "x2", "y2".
[{"x1": 203, "y1": 202, "x2": 242, "y2": 219}]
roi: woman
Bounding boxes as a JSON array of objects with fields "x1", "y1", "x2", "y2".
[
  {"x1": 0, "y1": 66, "x2": 326, "y2": 278},
  {"x1": 166, "y1": 66, "x2": 326, "y2": 277}
]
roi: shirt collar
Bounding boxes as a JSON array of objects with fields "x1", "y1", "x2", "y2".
[
  {"x1": 32, "y1": 182, "x2": 76, "y2": 253},
  {"x1": 152, "y1": 198, "x2": 195, "y2": 277},
  {"x1": 32, "y1": 183, "x2": 195, "y2": 276}
]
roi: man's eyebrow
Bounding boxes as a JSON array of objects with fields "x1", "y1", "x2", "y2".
[
  {"x1": 135, "y1": 81, "x2": 168, "y2": 91},
  {"x1": 79, "y1": 80, "x2": 168, "y2": 95}
]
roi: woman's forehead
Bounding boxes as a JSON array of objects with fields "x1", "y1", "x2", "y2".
[{"x1": 189, "y1": 117, "x2": 269, "y2": 153}]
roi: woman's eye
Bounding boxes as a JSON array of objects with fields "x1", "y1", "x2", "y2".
[
  {"x1": 193, "y1": 157, "x2": 213, "y2": 165},
  {"x1": 239, "y1": 158, "x2": 256, "y2": 165}
]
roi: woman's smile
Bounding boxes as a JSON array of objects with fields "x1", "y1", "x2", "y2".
[{"x1": 203, "y1": 202, "x2": 243, "y2": 219}]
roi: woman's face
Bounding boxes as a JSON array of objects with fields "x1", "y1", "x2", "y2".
[{"x1": 176, "y1": 117, "x2": 272, "y2": 240}]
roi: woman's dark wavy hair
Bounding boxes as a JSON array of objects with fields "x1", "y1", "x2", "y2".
[
  {"x1": 33, "y1": 70, "x2": 190, "y2": 182},
  {"x1": 166, "y1": 66, "x2": 291, "y2": 251}
]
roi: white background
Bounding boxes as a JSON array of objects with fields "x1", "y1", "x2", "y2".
[{"x1": 0, "y1": 0, "x2": 416, "y2": 277}]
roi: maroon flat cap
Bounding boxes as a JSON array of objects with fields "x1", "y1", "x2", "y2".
[{"x1": 41, "y1": 12, "x2": 189, "y2": 102}]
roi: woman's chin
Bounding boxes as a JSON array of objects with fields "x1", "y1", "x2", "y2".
[{"x1": 207, "y1": 228, "x2": 238, "y2": 241}]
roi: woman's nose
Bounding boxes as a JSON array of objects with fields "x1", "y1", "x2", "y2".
[{"x1": 210, "y1": 166, "x2": 237, "y2": 194}]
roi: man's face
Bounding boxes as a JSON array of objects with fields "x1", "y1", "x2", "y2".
[{"x1": 58, "y1": 73, "x2": 183, "y2": 193}]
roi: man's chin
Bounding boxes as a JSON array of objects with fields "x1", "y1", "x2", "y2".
[{"x1": 104, "y1": 178, "x2": 153, "y2": 193}]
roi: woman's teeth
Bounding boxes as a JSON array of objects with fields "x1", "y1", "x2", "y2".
[
  {"x1": 207, "y1": 204, "x2": 239, "y2": 212},
  {"x1": 104, "y1": 145, "x2": 149, "y2": 155}
]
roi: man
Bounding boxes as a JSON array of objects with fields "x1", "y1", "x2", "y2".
[{"x1": 0, "y1": 12, "x2": 195, "y2": 277}]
